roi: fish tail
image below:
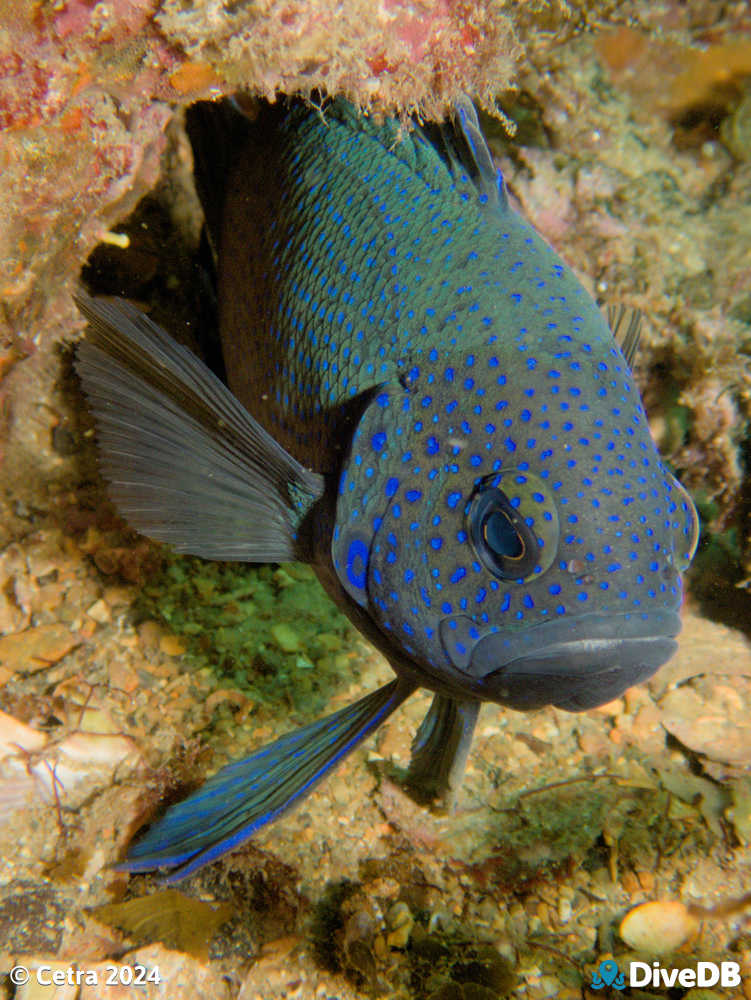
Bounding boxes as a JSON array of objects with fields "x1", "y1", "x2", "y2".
[
  {"x1": 75, "y1": 293, "x2": 324, "y2": 562},
  {"x1": 119, "y1": 678, "x2": 415, "y2": 880}
]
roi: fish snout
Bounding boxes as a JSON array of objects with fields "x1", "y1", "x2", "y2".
[{"x1": 451, "y1": 610, "x2": 682, "y2": 711}]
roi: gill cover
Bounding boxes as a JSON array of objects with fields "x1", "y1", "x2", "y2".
[{"x1": 331, "y1": 381, "x2": 407, "y2": 611}]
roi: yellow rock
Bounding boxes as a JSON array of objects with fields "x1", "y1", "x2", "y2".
[
  {"x1": 86, "y1": 598, "x2": 111, "y2": 624},
  {"x1": 620, "y1": 900, "x2": 698, "y2": 953},
  {"x1": 160, "y1": 633, "x2": 187, "y2": 656}
]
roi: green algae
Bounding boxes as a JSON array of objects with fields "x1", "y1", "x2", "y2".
[
  {"x1": 472, "y1": 772, "x2": 712, "y2": 893},
  {"x1": 135, "y1": 554, "x2": 361, "y2": 714}
]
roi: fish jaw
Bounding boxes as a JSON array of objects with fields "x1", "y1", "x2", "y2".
[{"x1": 442, "y1": 607, "x2": 682, "y2": 710}]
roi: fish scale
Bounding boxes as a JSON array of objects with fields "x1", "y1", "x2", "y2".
[
  {"x1": 74, "y1": 95, "x2": 699, "y2": 878},
  {"x1": 217, "y1": 100, "x2": 604, "y2": 469}
]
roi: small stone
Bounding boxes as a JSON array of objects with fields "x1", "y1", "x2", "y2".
[
  {"x1": 58, "y1": 731, "x2": 138, "y2": 767},
  {"x1": 0, "y1": 709, "x2": 48, "y2": 756},
  {"x1": 577, "y1": 727, "x2": 611, "y2": 755},
  {"x1": 270, "y1": 622, "x2": 301, "y2": 652},
  {"x1": 137, "y1": 620, "x2": 166, "y2": 654},
  {"x1": 86, "y1": 598, "x2": 111, "y2": 624},
  {"x1": 373, "y1": 932, "x2": 389, "y2": 961},
  {"x1": 77, "y1": 707, "x2": 122, "y2": 735},
  {"x1": 637, "y1": 869, "x2": 655, "y2": 893},
  {"x1": 316, "y1": 632, "x2": 342, "y2": 651},
  {"x1": 78, "y1": 618, "x2": 97, "y2": 640},
  {"x1": 537, "y1": 975, "x2": 564, "y2": 997},
  {"x1": 620, "y1": 900, "x2": 698, "y2": 953},
  {"x1": 205, "y1": 688, "x2": 251, "y2": 714},
  {"x1": 662, "y1": 677, "x2": 751, "y2": 766},
  {"x1": 160, "y1": 633, "x2": 187, "y2": 656},
  {"x1": 108, "y1": 658, "x2": 140, "y2": 693},
  {"x1": 0, "y1": 623, "x2": 79, "y2": 673},
  {"x1": 621, "y1": 869, "x2": 641, "y2": 894},
  {"x1": 386, "y1": 901, "x2": 413, "y2": 949},
  {"x1": 16, "y1": 962, "x2": 79, "y2": 999},
  {"x1": 103, "y1": 584, "x2": 134, "y2": 607}
]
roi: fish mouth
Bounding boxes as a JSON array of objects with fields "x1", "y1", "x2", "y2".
[{"x1": 462, "y1": 610, "x2": 681, "y2": 711}]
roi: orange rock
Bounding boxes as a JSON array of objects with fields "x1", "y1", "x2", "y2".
[
  {"x1": 620, "y1": 869, "x2": 641, "y2": 894},
  {"x1": 169, "y1": 61, "x2": 221, "y2": 95},
  {"x1": 637, "y1": 869, "x2": 655, "y2": 893},
  {"x1": 620, "y1": 900, "x2": 698, "y2": 953},
  {"x1": 0, "y1": 623, "x2": 79, "y2": 673}
]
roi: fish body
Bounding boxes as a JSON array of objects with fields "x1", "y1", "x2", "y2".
[{"x1": 75, "y1": 96, "x2": 699, "y2": 878}]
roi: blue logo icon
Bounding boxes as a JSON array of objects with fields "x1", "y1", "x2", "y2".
[{"x1": 591, "y1": 959, "x2": 626, "y2": 990}]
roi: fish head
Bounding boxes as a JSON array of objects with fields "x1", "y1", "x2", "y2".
[{"x1": 332, "y1": 324, "x2": 699, "y2": 712}]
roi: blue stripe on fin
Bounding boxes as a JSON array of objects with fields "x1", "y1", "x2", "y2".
[{"x1": 118, "y1": 678, "x2": 416, "y2": 880}]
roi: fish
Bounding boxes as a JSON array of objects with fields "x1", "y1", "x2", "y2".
[{"x1": 74, "y1": 95, "x2": 699, "y2": 880}]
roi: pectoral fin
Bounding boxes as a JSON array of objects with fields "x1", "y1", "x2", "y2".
[{"x1": 75, "y1": 294, "x2": 324, "y2": 562}]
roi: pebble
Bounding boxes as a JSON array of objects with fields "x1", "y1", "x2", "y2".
[
  {"x1": 86, "y1": 598, "x2": 111, "y2": 624},
  {"x1": 160, "y1": 633, "x2": 187, "y2": 656},
  {"x1": 621, "y1": 869, "x2": 641, "y2": 895},
  {"x1": 137, "y1": 620, "x2": 166, "y2": 654},
  {"x1": 107, "y1": 657, "x2": 140, "y2": 693},
  {"x1": 103, "y1": 584, "x2": 134, "y2": 608},
  {"x1": 661, "y1": 680, "x2": 751, "y2": 766},
  {"x1": 537, "y1": 974, "x2": 565, "y2": 997},
  {"x1": 57, "y1": 731, "x2": 137, "y2": 767},
  {"x1": 80, "y1": 943, "x2": 231, "y2": 999},
  {"x1": 316, "y1": 632, "x2": 342, "y2": 651},
  {"x1": 619, "y1": 900, "x2": 698, "y2": 953},
  {"x1": 637, "y1": 869, "x2": 655, "y2": 892},
  {"x1": 270, "y1": 622, "x2": 301, "y2": 652},
  {"x1": 0, "y1": 709, "x2": 47, "y2": 756},
  {"x1": 386, "y1": 901, "x2": 413, "y2": 949},
  {"x1": 0, "y1": 623, "x2": 78, "y2": 673},
  {"x1": 15, "y1": 963, "x2": 78, "y2": 999}
]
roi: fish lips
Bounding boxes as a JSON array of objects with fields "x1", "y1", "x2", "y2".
[{"x1": 441, "y1": 610, "x2": 681, "y2": 711}]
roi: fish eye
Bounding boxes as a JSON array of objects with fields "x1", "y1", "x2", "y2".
[
  {"x1": 469, "y1": 485, "x2": 540, "y2": 580},
  {"x1": 466, "y1": 471, "x2": 560, "y2": 582}
]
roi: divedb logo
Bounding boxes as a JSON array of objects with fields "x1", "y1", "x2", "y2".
[{"x1": 590, "y1": 958, "x2": 743, "y2": 990}]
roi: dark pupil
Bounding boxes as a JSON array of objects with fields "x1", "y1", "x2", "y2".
[{"x1": 484, "y1": 510, "x2": 523, "y2": 559}]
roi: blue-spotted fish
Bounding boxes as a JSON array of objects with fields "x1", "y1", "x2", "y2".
[{"x1": 75, "y1": 96, "x2": 699, "y2": 879}]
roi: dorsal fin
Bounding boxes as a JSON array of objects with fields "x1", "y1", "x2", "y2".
[
  {"x1": 607, "y1": 304, "x2": 643, "y2": 368},
  {"x1": 185, "y1": 98, "x2": 262, "y2": 258},
  {"x1": 452, "y1": 95, "x2": 508, "y2": 210}
]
